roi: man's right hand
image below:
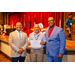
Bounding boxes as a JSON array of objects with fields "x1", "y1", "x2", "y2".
[
  {"x1": 28, "y1": 42, "x2": 31, "y2": 46},
  {"x1": 18, "y1": 48, "x2": 24, "y2": 54}
]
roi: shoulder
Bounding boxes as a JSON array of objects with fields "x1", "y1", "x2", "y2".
[
  {"x1": 9, "y1": 31, "x2": 16, "y2": 35},
  {"x1": 46, "y1": 27, "x2": 49, "y2": 31},
  {"x1": 22, "y1": 32, "x2": 27, "y2": 36},
  {"x1": 56, "y1": 26, "x2": 63, "y2": 32},
  {"x1": 65, "y1": 17, "x2": 69, "y2": 21},
  {"x1": 22, "y1": 31, "x2": 27, "y2": 35},
  {"x1": 40, "y1": 32, "x2": 44, "y2": 36},
  {"x1": 29, "y1": 32, "x2": 34, "y2": 37},
  {"x1": 66, "y1": 17, "x2": 69, "y2": 19},
  {"x1": 46, "y1": 27, "x2": 49, "y2": 30}
]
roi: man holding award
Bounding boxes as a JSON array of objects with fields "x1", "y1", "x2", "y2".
[{"x1": 28, "y1": 24, "x2": 46, "y2": 62}]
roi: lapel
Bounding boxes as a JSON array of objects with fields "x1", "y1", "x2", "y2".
[
  {"x1": 48, "y1": 26, "x2": 57, "y2": 40},
  {"x1": 20, "y1": 32, "x2": 23, "y2": 43},
  {"x1": 15, "y1": 30, "x2": 23, "y2": 43},
  {"x1": 15, "y1": 30, "x2": 20, "y2": 42},
  {"x1": 46, "y1": 27, "x2": 49, "y2": 39}
]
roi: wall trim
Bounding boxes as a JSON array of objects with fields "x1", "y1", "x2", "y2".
[{"x1": 0, "y1": 51, "x2": 11, "y2": 61}]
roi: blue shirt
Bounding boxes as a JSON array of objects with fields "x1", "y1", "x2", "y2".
[
  {"x1": 65, "y1": 17, "x2": 72, "y2": 28},
  {"x1": 29, "y1": 32, "x2": 46, "y2": 49}
]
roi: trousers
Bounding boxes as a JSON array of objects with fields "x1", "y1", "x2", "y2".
[
  {"x1": 12, "y1": 56, "x2": 25, "y2": 62},
  {"x1": 30, "y1": 48, "x2": 44, "y2": 62},
  {"x1": 47, "y1": 54, "x2": 62, "y2": 62}
]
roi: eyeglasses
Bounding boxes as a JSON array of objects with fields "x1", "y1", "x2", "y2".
[{"x1": 48, "y1": 20, "x2": 54, "y2": 22}]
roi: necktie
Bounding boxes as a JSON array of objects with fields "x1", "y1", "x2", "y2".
[{"x1": 19, "y1": 31, "x2": 21, "y2": 41}]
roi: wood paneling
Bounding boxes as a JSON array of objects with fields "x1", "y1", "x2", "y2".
[
  {"x1": 0, "y1": 51, "x2": 11, "y2": 62},
  {"x1": 65, "y1": 12, "x2": 75, "y2": 39},
  {"x1": 65, "y1": 12, "x2": 75, "y2": 20},
  {"x1": 0, "y1": 12, "x2": 3, "y2": 25}
]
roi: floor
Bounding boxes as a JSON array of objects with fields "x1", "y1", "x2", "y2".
[{"x1": 0, "y1": 53, "x2": 11, "y2": 62}]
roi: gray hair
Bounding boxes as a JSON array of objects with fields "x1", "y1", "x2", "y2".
[{"x1": 34, "y1": 24, "x2": 40, "y2": 28}]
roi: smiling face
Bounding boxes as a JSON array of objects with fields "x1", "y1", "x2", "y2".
[
  {"x1": 48, "y1": 17, "x2": 55, "y2": 28},
  {"x1": 34, "y1": 24, "x2": 40, "y2": 34},
  {"x1": 16, "y1": 22, "x2": 22, "y2": 31}
]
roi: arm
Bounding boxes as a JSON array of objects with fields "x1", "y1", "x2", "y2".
[
  {"x1": 9, "y1": 33, "x2": 19, "y2": 52},
  {"x1": 40, "y1": 34, "x2": 46, "y2": 45},
  {"x1": 28, "y1": 34, "x2": 31, "y2": 46},
  {"x1": 42, "y1": 33, "x2": 46, "y2": 45},
  {"x1": 22, "y1": 34, "x2": 28, "y2": 50},
  {"x1": 65, "y1": 18, "x2": 69, "y2": 28},
  {"x1": 59, "y1": 29, "x2": 66, "y2": 55}
]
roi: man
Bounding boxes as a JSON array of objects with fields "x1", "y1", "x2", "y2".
[
  {"x1": 9, "y1": 22, "x2": 28, "y2": 62},
  {"x1": 28, "y1": 24, "x2": 46, "y2": 62},
  {"x1": 46, "y1": 17, "x2": 66, "y2": 62},
  {"x1": 65, "y1": 13, "x2": 72, "y2": 39}
]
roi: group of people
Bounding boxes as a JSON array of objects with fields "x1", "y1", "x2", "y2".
[{"x1": 9, "y1": 17, "x2": 66, "y2": 62}]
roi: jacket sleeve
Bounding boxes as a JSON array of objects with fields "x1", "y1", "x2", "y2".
[
  {"x1": 65, "y1": 18, "x2": 69, "y2": 28},
  {"x1": 22, "y1": 34, "x2": 28, "y2": 50},
  {"x1": 59, "y1": 29, "x2": 66, "y2": 55},
  {"x1": 28, "y1": 34, "x2": 31, "y2": 42},
  {"x1": 9, "y1": 33, "x2": 19, "y2": 52}
]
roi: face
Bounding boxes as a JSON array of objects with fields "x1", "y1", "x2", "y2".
[
  {"x1": 34, "y1": 24, "x2": 40, "y2": 33},
  {"x1": 16, "y1": 22, "x2": 22, "y2": 31},
  {"x1": 69, "y1": 15, "x2": 72, "y2": 19},
  {"x1": 48, "y1": 17, "x2": 55, "y2": 27}
]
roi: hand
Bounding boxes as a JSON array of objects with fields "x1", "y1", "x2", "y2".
[
  {"x1": 58, "y1": 53, "x2": 62, "y2": 59},
  {"x1": 66, "y1": 28, "x2": 70, "y2": 31},
  {"x1": 18, "y1": 48, "x2": 24, "y2": 54},
  {"x1": 70, "y1": 23, "x2": 72, "y2": 25},
  {"x1": 27, "y1": 46, "x2": 31, "y2": 49},
  {"x1": 40, "y1": 41, "x2": 45, "y2": 45},
  {"x1": 28, "y1": 42, "x2": 31, "y2": 46}
]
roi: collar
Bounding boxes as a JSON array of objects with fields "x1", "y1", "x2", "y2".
[
  {"x1": 34, "y1": 31, "x2": 41, "y2": 36},
  {"x1": 68, "y1": 17, "x2": 72, "y2": 20},
  {"x1": 49, "y1": 25, "x2": 56, "y2": 30},
  {"x1": 16, "y1": 30, "x2": 22, "y2": 33}
]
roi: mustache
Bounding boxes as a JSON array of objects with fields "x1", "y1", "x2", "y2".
[{"x1": 49, "y1": 23, "x2": 53, "y2": 24}]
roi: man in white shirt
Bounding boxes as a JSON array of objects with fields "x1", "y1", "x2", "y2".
[
  {"x1": 28, "y1": 24, "x2": 46, "y2": 62},
  {"x1": 9, "y1": 22, "x2": 28, "y2": 62}
]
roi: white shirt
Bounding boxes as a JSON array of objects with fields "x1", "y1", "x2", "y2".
[
  {"x1": 29, "y1": 32, "x2": 46, "y2": 49},
  {"x1": 16, "y1": 30, "x2": 22, "y2": 39}
]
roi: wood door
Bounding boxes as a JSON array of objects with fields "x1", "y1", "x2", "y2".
[{"x1": 71, "y1": 22, "x2": 75, "y2": 40}]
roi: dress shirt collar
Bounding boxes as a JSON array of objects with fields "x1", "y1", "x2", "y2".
[
  {"x1": 49, "y1": 25, "x2": 56, "y2": 30},
  {"x1": 16, "y1": 30, "x2": 22, "y2": 33},
  {"x1": 34, "y1": 31, "x2": 41, "y2": 36}
]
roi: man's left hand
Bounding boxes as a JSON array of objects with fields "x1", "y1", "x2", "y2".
[{"x1": 58, "y1": 53, "x2": 62, "y2": 59}]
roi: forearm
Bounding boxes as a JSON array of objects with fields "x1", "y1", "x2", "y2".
[{"x1": 22, "y1": 42, "x2": 28, "y2": 50}]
